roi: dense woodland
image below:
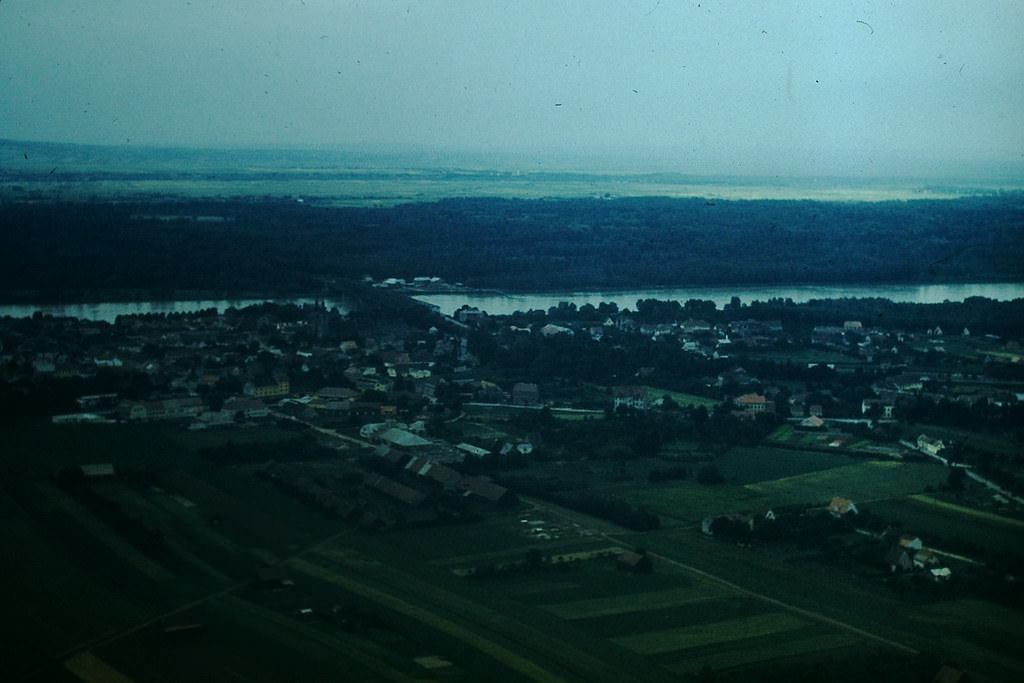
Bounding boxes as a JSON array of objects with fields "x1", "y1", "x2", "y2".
[{"x1": 1, "y1": 194, "x2": 1022, "y2": 296}]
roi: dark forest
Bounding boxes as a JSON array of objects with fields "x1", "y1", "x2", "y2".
[{"x1": 2, "y1": 194, "x2": 1022, "y2": 297}]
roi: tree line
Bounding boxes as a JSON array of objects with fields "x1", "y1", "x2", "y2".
[{"x1": 2, "y1": 194, "x2": 1021, "y2": 296}]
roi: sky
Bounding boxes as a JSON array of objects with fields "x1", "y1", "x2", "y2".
[{"x1": 1, "y1": 1, "x2": 1022, "y2": 177}]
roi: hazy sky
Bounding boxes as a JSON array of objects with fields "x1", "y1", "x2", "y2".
[{"x1": 2, "y1": 1, "x2": 1022, "y2": 175}]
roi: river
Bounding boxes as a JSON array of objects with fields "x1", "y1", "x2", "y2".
[
  {"x1": 1, "y1": 282, "x2": 1021, "y2": 322},
  {"x1": 0, "y1": 297, "x2": 349, "y2": 323},
  {"x1": 414, "y1": 282, "x2": 1024, "y2": 316}
]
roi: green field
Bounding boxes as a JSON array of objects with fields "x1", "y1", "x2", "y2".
[
  {"x1": 662, "y1": 631, "x2": 860, "y2": 675},
  {"x1": 2, "y1": 420, "x2": 183, "y2": 474},
  {"x1": 5, "y1": 414, "x2": 1022, "y2": 681},
  {"x1": 611, "y1": 481, "x2": 765, "y2": 523},
  {"x1": 714, "y1": 445, "x2": 853, "y2": 485},
  {"x1": 0, "y1": 481, "x2": 188, "y2": 680},
  {"x1": 910, "y1": 494, "x2": 1024, "y2": 528},
  {"x1": 301, "y1": 529, "x2": 884, "y2": 680},
  {"x1": 746, "y1": 461, "x2": 945, "y2": 505},
  {"x1": 36, "y1": 483, "x2": 178, "y2": 582},
  {"x1": 865, "y1": 496, "x2": 1024, "y2": 556},
  {"x1": 169, "y1": 424, "x2": 303, "y2": 453},
  {"x1": 541, "y1": 585, "x2": 732, "y2": 620},
  {"x1": 611, "y1": 612, "x2": 809, "y2": 655}
]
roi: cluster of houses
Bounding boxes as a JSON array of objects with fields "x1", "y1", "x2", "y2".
[
  {"x1": 701, "y1": 497, "x2": 858, "y2": 538},
  {"x1": 6, "y1": 301, "x2": 478, "y2": 427},
  {"x1": 6, "y1": 294, "x2": 1017, "y2": 437},
  {"x1": 884, "y1": 534, "x2": 953, "y2": 582},
  {"x1": 702, "y1": 496, "x2": 956, "y2": 582}
]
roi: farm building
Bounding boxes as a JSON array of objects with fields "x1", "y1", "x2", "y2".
[
  {"x1": 512, "y1": 382, "x2": 540, "y2": 406},
  {"x1": 456, "y1": 476, "x2": 515, "y2": 506},
  {"x1": 916, "y1": 434, "x2": 946, "y2": 456},
  {"x1": 617, "y1": 551, "x2": 653, "y2": 574},
  {"x1": 797, "y1": 415, "x2": 826, "y2": 430},
  {"x1": 733, "y1": 393, "x2": 774, "y2": 416},
  {"x1": 456, "y1": 442, "x2": 491, "y2": 458},
  {"x1": 364, "y1": 474, "x2": 428, "y2": 507},
  {"x1": 379, "y1": 428, "x2": 433, "y2": 451},
  {"x1": 612, "y1": 386, "x2": 649, "y2": 411},
  {"x1": 826, "y1": 496, "x2": 858, "y2": 517}
]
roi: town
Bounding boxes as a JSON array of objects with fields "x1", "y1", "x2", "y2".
[{"x1": 3, "y1": 288, "x2": 1024, "y2": 682}]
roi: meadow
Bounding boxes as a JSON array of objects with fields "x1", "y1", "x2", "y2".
[
  {"x1": 744, "y1": 460, "x2": 945, "y2": 505},
  {"x1": 865, "y1": 495, "x2": 1024, "y2": 556}
]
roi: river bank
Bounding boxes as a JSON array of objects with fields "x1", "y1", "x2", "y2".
[
  {"x1": 413, "y1": 282, "x2": 1024, "y2": 317},
  {"x1": 3, "y1": 281, "x2": 1022, "y2": 323}
]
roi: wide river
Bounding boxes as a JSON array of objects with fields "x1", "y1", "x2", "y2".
[
  {"x1": 1, "y1": 283, "x2": 1021, "y2": 322},
  {"x1": 415, "y1": 282, "x2": 1024, "y2": 316}
]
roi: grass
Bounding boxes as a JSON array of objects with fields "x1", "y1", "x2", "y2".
[
  {"x1": 0, "y1": 488, "x2": 181, "y2": 679},
  {"x1": 215, "y1": 594, "x2": 423, "y2": 682},
  {"x1": 662, "y1": 632, "x2": 859, "y2": 675},
  {"x1": 169, "y1": 424, "x2": 301, "y2": 453},
  {"x1": 609, "y1": 481, "x2": 765, "y2": 523},
  {"x1": 64, "y1": 651, "x2": 135, "y2": 683},
  {"x1": 541, "y1": 585, "x2": 732, "y2": 620},
  {"x1": 745, "y1": 461, "x2": 945, "y2": 505},
  {"x1": 909, "y1": 494, "x2": 1024, "y2": 529},
  {"x1": 450, "y1": 546, "x2": 627, "y2": 577},
  {"x1": 502, "y1": 563, "x2": 709, "y2": 607},
  {"x1": 6, "y1": 416, "x2": 1021, "y2": 680},
  {"x1": 289, "y1": 556, "x2": 581, "y2": 683},
  {"x1": 433, "y1": 538, "x2": 619, "y2": 570},
  {"x1": 611, "y1": 612, "x2": 808, "y2": 655},
  {"x1": 98, "y1": 593, "x2": 413, "y2": 683},
  {"x1": 913, "y1": 599, "x2": 1024, "y2": 635},
  {"x1": 1, "y1": 420, "x2": 185, "y2": 475},
  {"x1": 913, "y1": 601, "x2": 1024, "y2": 676},
  {"x1": 714, "y1": 445, "x2": 852, "y2": 485},
  {"x1": 35, "y1": 483, "x2": 177, "y2": 582},
  {"x1": 377, "y1": 516, "x2": 551, "y2": 563},
  {"x1": 865, "y1": 497, "x2": 1024, "y2": 556},
  {"x1": 933, "y1": 637, "x2": 1024, "y2": 682}
]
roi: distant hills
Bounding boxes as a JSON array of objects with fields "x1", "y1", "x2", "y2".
[{"x1": 3, "y1": 138, "x2": 1023, "y2": 205}]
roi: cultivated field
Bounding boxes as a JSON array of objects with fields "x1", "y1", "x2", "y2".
[
  {"x1": 5, "y1": 417, "x2": 1023, "y2": 682},
  {"x1": 745, "y1": 460, "x2": 945, "y2": 505}
]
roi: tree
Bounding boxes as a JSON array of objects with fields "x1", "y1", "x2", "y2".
[
  {"x1": 947, "y1": 466, "x2": 967, "y2": 493},
  {"x1": 697, "y1": 464, "x2": 725, "y2": 485},
  {"x1": 524, "y1": 548, "x2": 545, "y2": 570}
]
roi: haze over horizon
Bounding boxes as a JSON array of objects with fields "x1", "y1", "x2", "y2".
[{"x1": 2, "y1": 1, "x2": 1023, "y2": 179}]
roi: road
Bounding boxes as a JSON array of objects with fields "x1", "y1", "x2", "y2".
[
  {"x1": 271, "y1": 411, "x2": 376, "y2": 448},
  {"x1": 524, "y1": 497, "x2": 920, "y2": 656}
]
